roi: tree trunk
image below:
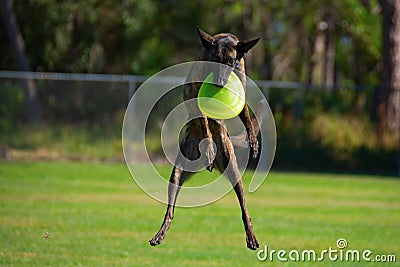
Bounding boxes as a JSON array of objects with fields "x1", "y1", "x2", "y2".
[
  {"x1": 242, "y1": 0, "x2": 253, "y2": 75},
  {"x1": 0, "y1": 0, "x2": 42, "y2": 123},
  {"x1": 388, "y1": 1, "x2": 400, "y2": 132},
  {"x1": 260, "y1": 3, "x2": 273, "y2": 80},
  {"x1": 311, "y1": 25, "x2": 326, "y2": 85},
  {"x1": 325, "y1": 16, "x2": 335, "y2": 90},
  {"x1": 377, "y1": 0, "x2": 400, "y2": 143},
  {"x1": 306, "y1": 34, "x2": 316, "y2": 88},
  {"x1": 353, "y1": 40, "x2": 365, "y2": 113}
]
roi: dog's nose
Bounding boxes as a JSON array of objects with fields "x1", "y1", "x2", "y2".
[{"x1": 215, "y1": 77, "x2": 227, "y2": 88}]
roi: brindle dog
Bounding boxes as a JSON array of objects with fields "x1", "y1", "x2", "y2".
[{"x1": 149, "y1": 28, "x2": 260, "y2": 250}]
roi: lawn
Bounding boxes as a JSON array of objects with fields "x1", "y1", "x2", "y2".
[{"x1": 0, "y1": 161, "x2": 399, "y2": 266}]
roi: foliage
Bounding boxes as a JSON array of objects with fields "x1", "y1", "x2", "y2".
[
  {"x1": 269, "y1": 87, "x2": 398, "y2": 173},
  {"x1": 1, "y1": 0, "x2": 382, "y2": 82},
  {"x1": 0, "y1": 82, "x2": 24, "y2": 131}
]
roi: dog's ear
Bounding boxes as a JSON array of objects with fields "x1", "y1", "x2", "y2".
[
  {"x1": 236, "y1": 38, "x2": 260, "y2": 58},
  {"x1": 197, "y1": 27, "x2": 214, "y2": 48}
]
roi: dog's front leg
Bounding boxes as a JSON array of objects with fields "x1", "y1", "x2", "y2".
[
  {"x1": 239, "y1": 104, "x2": 259, "y2": 158},
  {"x1": 184, "y1": 82, "x2": 215, "y2": 171},
  {"x1": 197, "y1": 116, "x2": 216, "y2": 171}
]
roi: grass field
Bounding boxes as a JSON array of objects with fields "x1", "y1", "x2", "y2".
[{"x1": 0, "y1": 161, "x2": 399, "y2": 266}]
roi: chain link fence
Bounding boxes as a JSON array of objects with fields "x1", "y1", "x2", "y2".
[{"x1": 0, "y1": 70, "x2": 399, "y2": 175}]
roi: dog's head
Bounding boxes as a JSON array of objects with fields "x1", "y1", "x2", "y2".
[{"x1": 197, "y1": 27, "x2": 259, "y2": 87}]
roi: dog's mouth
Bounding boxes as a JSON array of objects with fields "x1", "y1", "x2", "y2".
[{"x1": 212, "y1": 64, "x2": 234, "y2": 88}]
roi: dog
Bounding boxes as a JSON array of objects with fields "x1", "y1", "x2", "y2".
[{"x1": 149, "y1": 28, "x2": 261, "y2": 250}]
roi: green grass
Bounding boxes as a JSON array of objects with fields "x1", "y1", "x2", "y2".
[{"x1": 0, "y1": 161, "x2": 399, "y2": 266}]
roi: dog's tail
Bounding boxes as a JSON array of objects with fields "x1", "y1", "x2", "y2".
[{"x1": 230, "y1": 100, "x2": 265, "y2": 150}]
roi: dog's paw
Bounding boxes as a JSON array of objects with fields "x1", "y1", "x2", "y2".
[
  {"x1": 200, "y1": 138, "x2": 216, "y2": 170},
  {"x1": 205, "y1": 146, "x2": 215, "y2": 172},
  {"x1": 149, "y1": 235, "x2": 164, "y2": 246},
  {"x1": 246, "y1": 235, "x2": 260, "y2": 250},
  {"x1": 249, "y1": 136, "x2": 259, "y2": 159},
  {"x1": 206, "y1": 162, "x2": 214, "y2": 172}
]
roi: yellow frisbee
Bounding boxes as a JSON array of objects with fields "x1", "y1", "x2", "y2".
[{"x1": 197, "y1": 72, "x2": 245, "y2": 119}]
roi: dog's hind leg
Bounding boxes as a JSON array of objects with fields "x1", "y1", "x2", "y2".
[
  {"x1": 149, "y1": 166, "x2": 192, "y2": 246},
  {"x1": 229, "y1": 171, "x2": 259, "y2": 250},
  {"x1": 150, "y1": 125, "x2": 204, "y2": 246},
  {"x1": 215, "y1": 131, "x2": 259, "y2": 250}
]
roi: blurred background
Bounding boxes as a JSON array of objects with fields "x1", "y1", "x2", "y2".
[{"x1": 1, "y1": 0, "x2": 399, "y2": 174}]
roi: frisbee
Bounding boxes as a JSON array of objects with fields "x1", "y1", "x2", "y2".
[{"x1": 197, "y1": 72, "x2": 245, "y2": 119}]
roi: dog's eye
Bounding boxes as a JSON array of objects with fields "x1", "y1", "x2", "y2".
[{"x1": 226, "y1": 58, "x2": 236, "y2": 66}]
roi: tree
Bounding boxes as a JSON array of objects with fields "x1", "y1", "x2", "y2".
[
  {"x1": 377, "y1": 0, "x2": 400, "y2": 142},
  {"x1": 0, "y1": 0, "x2": 42, "y2": 123}
]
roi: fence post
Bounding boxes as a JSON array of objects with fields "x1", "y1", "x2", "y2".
[
  {"x1": 126, "y1": 78, "x2": 137, "y2": 155},
  {"x1": 258, "y1": 81, "x2": 270, "y2": 171},
  {"x1": 128, "y1": 77, "x2": 136, "y2": 101},
  {"x1": 261, "y1": 81, "x2": 270, "y2": 101},
  {"x1": 293, "y1": 87, "x2": 304, "y2": 138}
]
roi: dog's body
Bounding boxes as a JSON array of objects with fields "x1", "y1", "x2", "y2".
[{"x1": 149, "y1": 28, "x2": 260, "y2": 250}]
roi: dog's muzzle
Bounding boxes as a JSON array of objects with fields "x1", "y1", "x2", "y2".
[{"x1": 213, "y1": 64, "x2": 234, "y2": 88}]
